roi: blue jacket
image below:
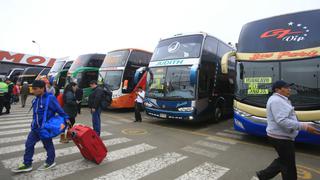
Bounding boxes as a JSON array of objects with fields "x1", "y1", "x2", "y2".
[{"x1": 31, "y1": 92, "x2": 69, "y2": 131}]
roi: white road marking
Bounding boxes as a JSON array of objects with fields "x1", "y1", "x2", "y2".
[
  {"x1": 206, "y1": 136, "x2": 237, "y2": 145},
  {"x1": 94, "y1": 152, "x2": 187, "y2": 180},
  {"x1": 0, "y1": 131, "x2": 112, "y2": 155},
  {"x1": 2, "y1": 136, "x2": 128, "y2": 169},
  {"x1": 181, "y1": 146, "x2": 218, "y2": 159},
  {"x1": 0, "y1": 119, "x2": 31, "y2": 125},
  {"x1": 223, "y1": 129, "x2": 247, "y2": 135},
  {"x1": 0, "y1": 116, "x2": 33, "y2": 121},
  {"x1": 12, "y1": 143, "x2": 156, "y2": 180},
  {"x1": 0, "y1": 123, "x2": 30, "y2": 130},
  {"x1": 195, "y1": 140, "x2": 229, "y2": 151},
  {"x1": 216, "y1": 132, "x2": 243, "y2": 140},
  {"x1": 175, "y1": 162, "x2": 230, "y2": 180},
  {"x1": 0, "y1": 128, "x2": 30, "y2": 136},
  {"x1": 0, "y1": 135, "x2": 28, "y2": 144},
  {"x1": 250, "y1": 176, "x2": 259, "y2": 180},
  {"x1": 104, "y1": 120, "x2": 122, "y2": 125}
]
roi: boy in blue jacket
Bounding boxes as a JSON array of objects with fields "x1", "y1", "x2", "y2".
[{"x1": 12, "y1": 80, "x2": 69, "y2": 173}]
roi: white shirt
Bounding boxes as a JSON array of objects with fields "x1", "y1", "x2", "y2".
[{"x1": 135, "y1": 90, "x2": 145, "y2": 103}]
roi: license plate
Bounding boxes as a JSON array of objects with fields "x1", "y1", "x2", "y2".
[{"x1": 160, "y1": 113, "x2": 167, "y2": 118}]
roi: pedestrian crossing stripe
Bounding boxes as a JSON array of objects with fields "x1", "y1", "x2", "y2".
[
  {"x1": 0, "y1": 131, "x2": 113, "y2": 155},
  {"x1": 0, "y1": 135, "x2": 28, "y2": 144},
  {"x1": 175, "y1": 162, "x2": 230, "y2": 180},
  {"x1": 216, "y1": 132, "x2": 243, "y2": 140},
  {"x1": 182, "y1": 146, "x2": 218, "y2": 159},
  {"x1": 0, "y1": 123, "x2": 30, "y2": 130},
  {"x1": 0, "y1": 116, "x2": 33, "y2": 122},
  {"x1": 0, "y1": 113, "x2": 32, "y2": 117},
  {"x1": 2, "y1": 136, "x2": 128, "y2": 169},
  {"x1": 94, "y1": 152, "x2": 187, "y2": 180},
  {"x1": 223, "y1": 129, "x2": 247, "y2": 136},
  {"x1": 194, "y1": 140, "x2": 229, "y2": 151},
  {"x1": 12, "y1": 143, "x2": 157, "y2": 180},
  {"x1": 0, "y1": 119, "x2": 31, "y2": 125},
  {"x1": 206, "y1": 136, "x2": 237, "y2": 145},
  {"x1": 0, "y1": 128, "x2": 30, "y2": 136}
]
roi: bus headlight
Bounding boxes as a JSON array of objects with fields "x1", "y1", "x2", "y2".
[
  {"x1": 144, "y1": 102, "x2": 153, "y2": 107},
  {"x1": 178, "y1": 107, "x2": 194, "y2": 112}
]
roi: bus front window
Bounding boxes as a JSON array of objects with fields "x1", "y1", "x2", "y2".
[
  {"x1": 50, "y1": 61, "x2": 65, "y2": 73},
  {"x1": 101, "y1": 50, "x2": 129, "y2": 68},
  {"x1": 104, "y1": 70, "x2": 123, "y2": 91},
  {"x1": 147, "y1": 67, "x2": 166, "y2": 98},
  {"x1": 151, "y1": 35, "x2": 203, "y2": 61}
]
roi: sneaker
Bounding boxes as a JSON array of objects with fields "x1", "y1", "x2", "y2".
[
  {"x1": 11, "y1": 163, "x2": 32, "y2": 173},
  {"x1": 38, "y1": 162, "x2": 56, "y2": 171}
]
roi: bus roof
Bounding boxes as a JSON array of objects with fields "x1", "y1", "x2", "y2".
[
  {"x1": 107, "y1": 48, "x2": 152, "y2": 54},
  {"x1": 238, "y1": 9, "x2": 320, "y2": 53}
]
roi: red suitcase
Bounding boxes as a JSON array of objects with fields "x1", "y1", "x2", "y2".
[{"x1": 70, "y1": 124, "x2": 107, "y2": 164}]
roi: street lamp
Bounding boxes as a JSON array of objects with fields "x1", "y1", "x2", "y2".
[{"x1": 32, "y1": 40, "x2": 40, "y2": 55}]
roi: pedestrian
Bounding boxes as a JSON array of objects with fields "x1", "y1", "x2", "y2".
[
  {"x1": 60, "y1": 82, "x2": 78, "y2": 143},
  {"x1": 53, "y1": 80, "x2": 60, "y2": 97},
  {"x1": 11, "y1": 80, "x2": 69, "y2": 173},
  {"x1": 46, "y1": 81, "x2": 55, "y2": 95},
  {"x1": 134, "y1": 87, "x2": 145, "y2": 122},
  {"x1": 75, "y1": 85, "x2": 83, "y2": 114},
  {"x1": 12, "y1": 82, "x2": 21, "y2": 104},
  {"x1": 3, "y1": 78, "x2": 13, "y2": 114},
  {"x1": 20, "y1": 81, "x2": 30, "y2": 108},
  {"x1": 256, "y1": 80, "x2": 320, "y2": 180},
  {"x1": 88, "y1": 80, "x2": 104, "y2": 136},
  {"x1": 0, "y1": 78, "x2": 8, "y2": 115}
]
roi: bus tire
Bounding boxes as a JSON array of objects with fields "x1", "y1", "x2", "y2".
[{"x1": 212, "y1": 105, "x2": 223, "y2": 123}]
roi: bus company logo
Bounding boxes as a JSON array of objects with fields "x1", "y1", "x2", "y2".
[
  {"x1": 156, "y1": 59, "x2": 184, "y2": 66},
  {"x1": 168, "y1": 41, "x2": 180, "y2": 53},
  {"x1": 260, "y1": 21, "x2": 310, "y2": 42}
]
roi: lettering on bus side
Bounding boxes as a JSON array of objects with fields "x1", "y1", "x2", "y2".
[{"x1": 156, "y1": 59, "x2": 184, "y2": 66}]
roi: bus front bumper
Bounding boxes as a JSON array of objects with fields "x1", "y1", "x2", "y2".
[
  {"x1": 234, "y1": 109, "x2": 320, "y2": 145},
  {"x1": 145, "y1": 107, "x2": 196, "y2": 120}
]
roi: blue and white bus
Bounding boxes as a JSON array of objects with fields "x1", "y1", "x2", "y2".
[{"x1": 144, "y1": 32, "x2": 235, "y2": 121}]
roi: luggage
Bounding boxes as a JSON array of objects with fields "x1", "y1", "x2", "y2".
[{"x1": 69, "y1": 124, "x2": 107, "y2": 164}]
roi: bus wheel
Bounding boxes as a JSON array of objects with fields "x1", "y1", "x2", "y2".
[{"x1": 213, "y1": 106, "x2": 223, "y2": 123}]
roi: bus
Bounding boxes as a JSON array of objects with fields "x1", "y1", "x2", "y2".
[
  {"x1": 99, "y1": 48, "x2": 152, "y2": 108},
  {"x1": 6, "y1": 68, "x2": 24, "y2": 83},
  {"x1": 17, "y1": 67, "x2": 44, "y2": 84},
  {"x1": 47, "y1": 58, "x2": 67, "y2": 79},
  {"x1": 68, "y1": 53, "x2": 105, "y2": 105},
  {"x1": 55, "y1": 59, "x2": 73, "y2": 89},
  {"x1": 35, "y1": 68, "x2": 51, "y2": 80},
  {"x1": 221, "y1": 9, "x2": 320, "y2": 145},
  {"x1": 144, "y1": 32, "x2": 235, "y2": 121}
]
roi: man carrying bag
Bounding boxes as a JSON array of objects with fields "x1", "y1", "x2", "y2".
[{"x1": 12, "y1": 80, "x2": 70, "y2": 173}]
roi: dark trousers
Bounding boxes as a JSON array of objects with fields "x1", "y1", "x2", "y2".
[
  {"x1": 21, "y1": 94, "x2": 28, "y2": 107},
  {"x1": 135, "y1": 102, "x2": 143, "y2": 122},
  {"x1": 77, "y1": 102, "x2": 82, "y2": 114},
  {"x1": 0, "y1": 96, "x2": 3, "y2": 114},
  {"x1": 91, "y1": 108, "x2": 101, "y2": 136},
  {"x1": 258, "y1": 137, "x2": 297, "y2": 180},
  {"x1": 0, "y1": 98, "x2": 10, "y2": 113},
  {"x1": 24, "y1": 130, "x2": 55, "y2": 166}
]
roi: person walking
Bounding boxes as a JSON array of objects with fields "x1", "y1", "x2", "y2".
[
  {"x1": 3, "y1": 78, "x2": 13, "y2": 114},
  {"x1": 20, "y1": 82, "x2": 30, "y2": 108},
  {"x1": 60, "y1": 82, "x2": 78, "y2": 143},
  {"x1": 88, "y1": 80, "x2": 104, "y2": 136},
  {"x1": 46, "y1": 81, "x2": 55, "y2": 95},
  {"x1": 12, "y1": 82, "x2": 21, "y2": 104},
  {"x1": 134, "y1": 87, "x2": 145, "y2": 122},
  {"x1": 12, "y1": 80, "x2": 69, "y2": 173},
  {"x1": 75, "y1": 86, "x2": 83, "y2": 114},
  {"x1": 256, "y1": 80, "x2": 320, "y2": 180},
  {"x1": 0, "y1": 78, "x2": 8, "y2": 115}
]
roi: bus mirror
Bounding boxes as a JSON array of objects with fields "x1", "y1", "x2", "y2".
[
  {"x1": 190, "y1": 65, "x2": 198, "y2": 86},
  {"x1": 221, "y1": 51, "x2": 236, "y2": 74}
]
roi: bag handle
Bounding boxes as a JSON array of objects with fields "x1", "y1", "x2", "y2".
[{"x1": 41, "y1": 95, "x2": 51, "y2": 129}]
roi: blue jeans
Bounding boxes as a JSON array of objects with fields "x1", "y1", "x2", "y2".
[
  {"x1": 91, "y1": 108, "x2": 101, "y2": 136},
  {"x1": 24, "y1": 130, "x2": 55, "y2": 166}
]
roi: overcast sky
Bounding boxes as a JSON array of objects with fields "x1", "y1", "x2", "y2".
[{"x1": 0, "y1": 0, "x2": 319, "y2": 58}]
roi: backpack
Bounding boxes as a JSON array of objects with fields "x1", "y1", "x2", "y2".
[{"x1": 100, "y1": 84, "x2": 112, "y2": 110}]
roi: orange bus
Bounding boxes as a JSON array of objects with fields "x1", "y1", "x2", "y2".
[{"x1": 99, "y1": 48, "x2": 152, "y2": 108}]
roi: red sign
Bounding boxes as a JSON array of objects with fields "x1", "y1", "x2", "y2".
[
  {"x1": 0, "y1": 50, "x2": 56, "y2": 67},
  {"x1": 260, "y1": 29, "x2": 303, "y2": 39}
]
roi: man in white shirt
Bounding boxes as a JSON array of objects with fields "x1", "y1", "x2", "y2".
[{"x1": 134, "y1": 87, "x2": 145, "y2": 122}]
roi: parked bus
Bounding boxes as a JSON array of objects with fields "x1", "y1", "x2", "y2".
[
  {"x1": 99, "y1": 48, "x2": 152, "y2": 108},
  {"x1": 221, "y1": 10, "x2": 320, "y2": 145},
  {"x1": 16, "y1": 67, "x2": 44, "y2": 85},
  {"x1": 55, "y1": 59, "x2": 73, "y2": 89},
  {"x1": 47, "y1": 58, "x2": 67, "y2": 79},
  {"x1": 6, "y1": 68, "x2": 24, "y2": 83},
  {"x1": 68, "y1": 53, "x2": 105, "y2": 105},
  {"x1": 144, "y1": 32, "x2": 235, "y2": 121}
]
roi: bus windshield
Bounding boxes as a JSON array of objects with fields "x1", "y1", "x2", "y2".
[
  {"x1": 50, "y1": 61, "x2": 65, "y2": 73},
  {"x1": 147, "y1": 66, "x2": 195, "y2": 100},
  {"x1": 69, "y1": 54, "x2": 104, "y2": 72},
  {"x1": 236, "y1": 58, "x2": 320, "y2": 109},
  {"x1": 104, "y1": 70, "x2": 123, "y2": 91},
  {"x1": 151, "y1": 35, "x2": 203, "y2": 61},
  {"x1": 101, "y1": 50, "x2": 129, "y2": 68}
]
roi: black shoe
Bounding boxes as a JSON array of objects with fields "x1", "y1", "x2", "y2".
[
  {"x1": 256, "y1": 171, "x2": 266, "y2": 180},
  {"x1": 134, "y1": 120, "x2": 138, "y2": 122},
  {"x1": 5, "y1": 111, "x2": 9, "y2": 114}
]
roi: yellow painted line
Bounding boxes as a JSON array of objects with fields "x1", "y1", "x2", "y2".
[
  {"x1": 121, "y1": 128, "x2": 148, "y2": 135},
  {"x1": 297, "y1": 164, "x2": 320, "y2": 175}
]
